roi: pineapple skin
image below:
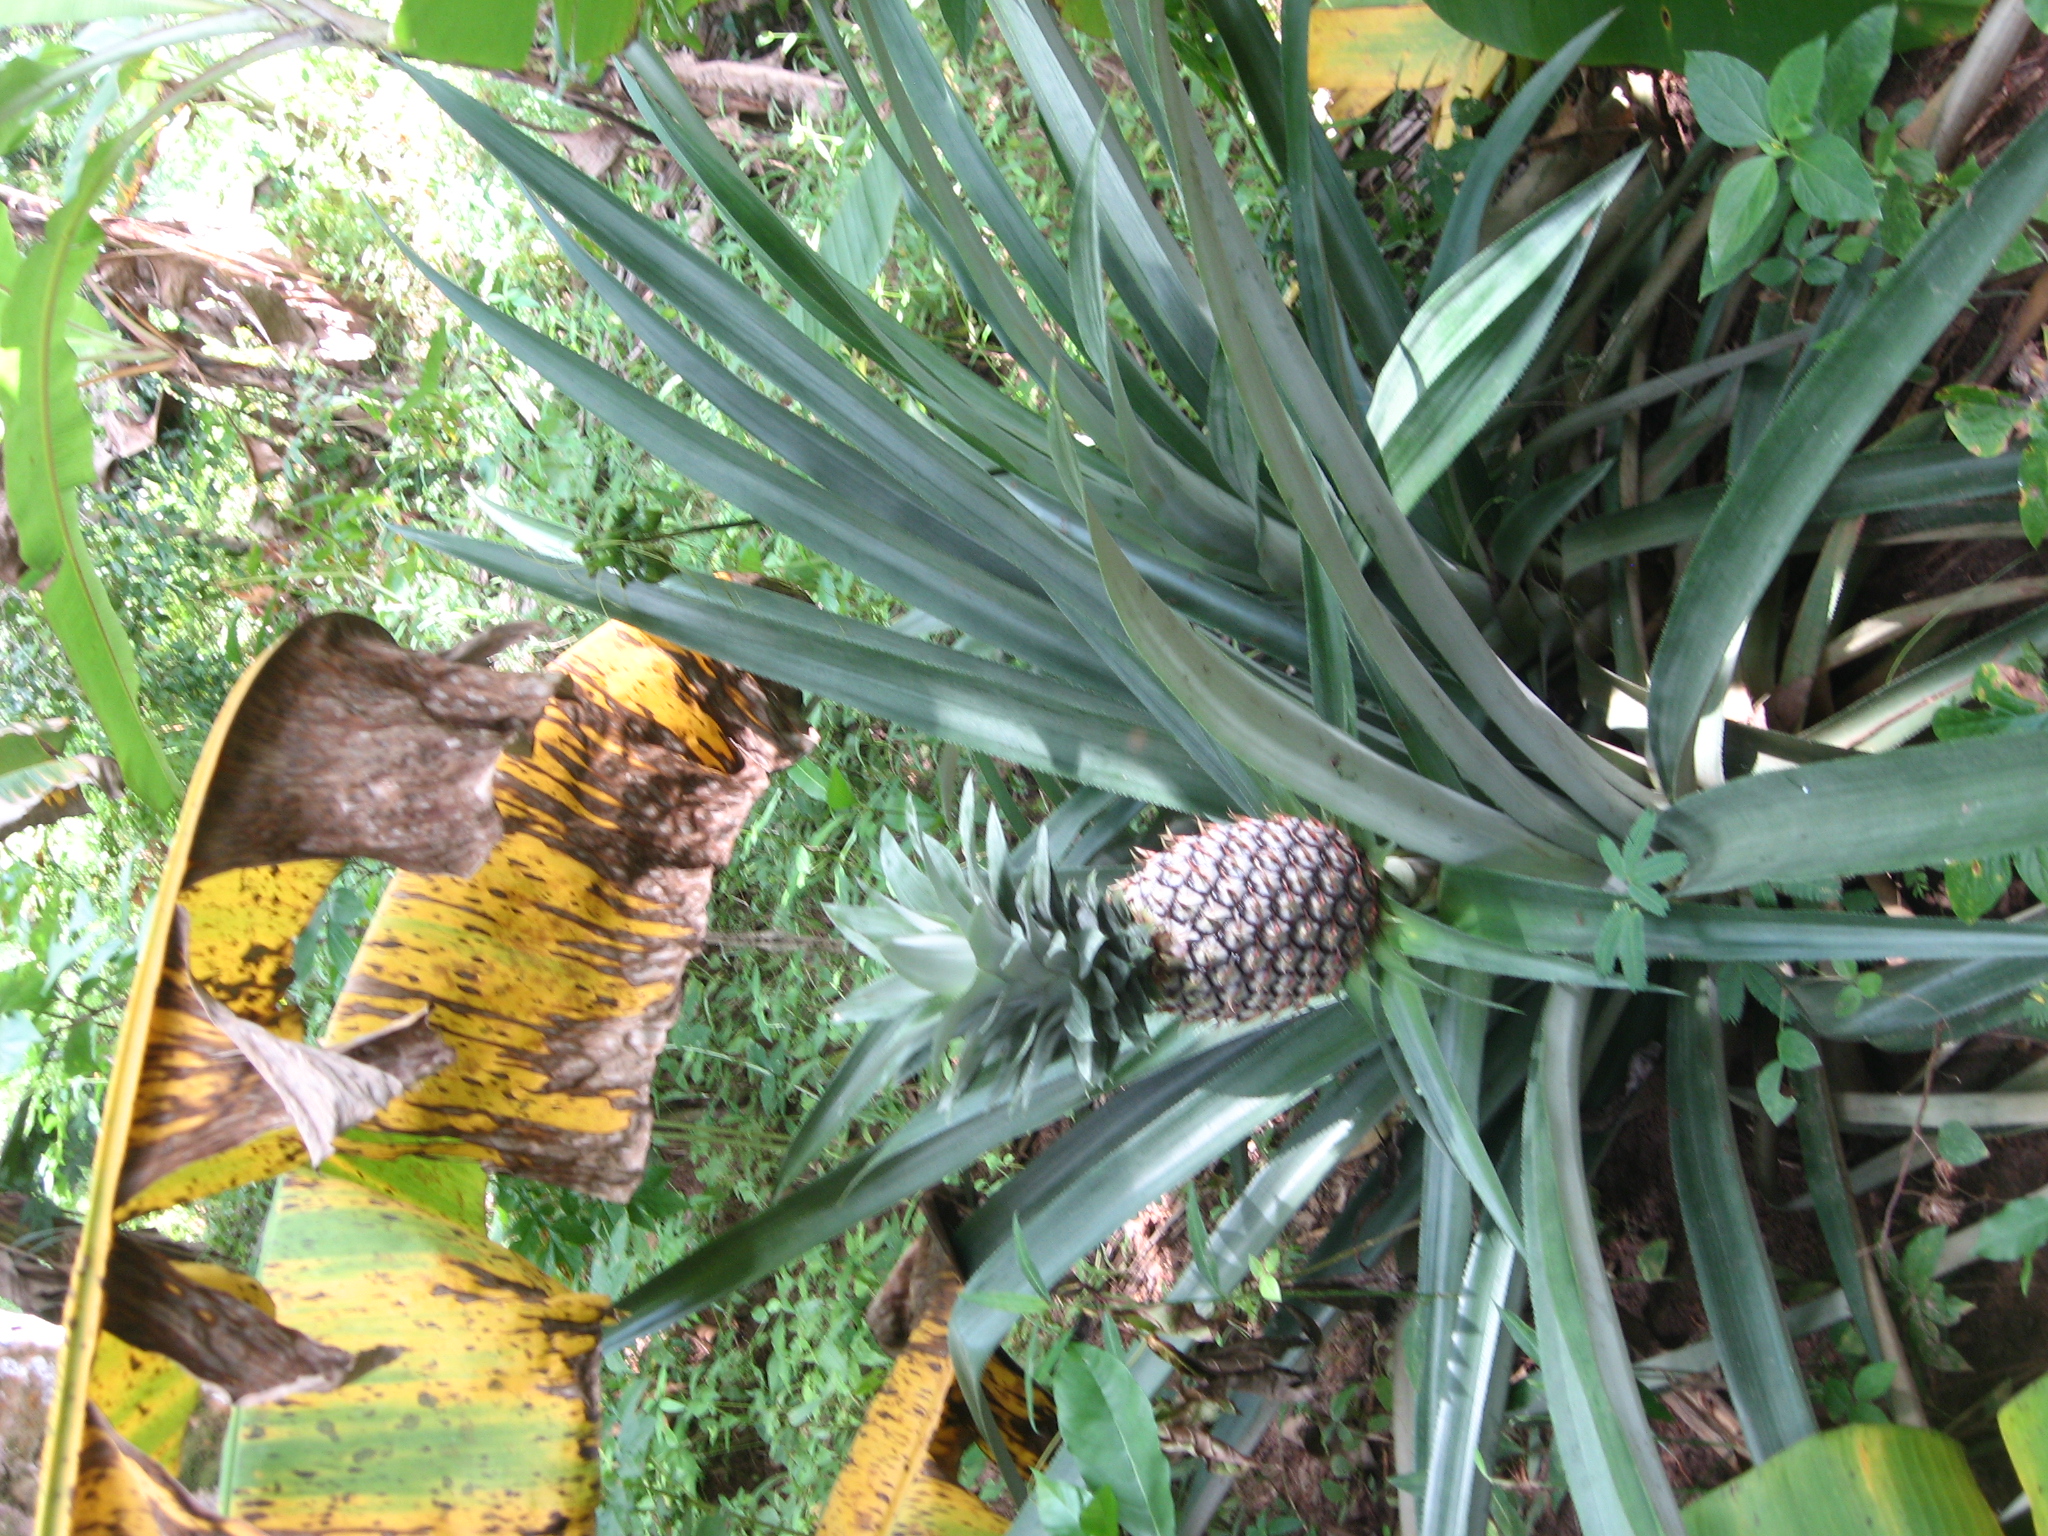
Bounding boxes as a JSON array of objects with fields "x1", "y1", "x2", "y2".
[{"x1": 1109, "y1": 816, "x2": 1377, "y2": 1023}]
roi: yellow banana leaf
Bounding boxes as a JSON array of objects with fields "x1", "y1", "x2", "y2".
[
  {"x1": 87, "y1": 1340, "x2": 199, "y2": 1472},
  {"x1": 1679, "y1": 1423, "x2": 2002, "y2": 1536},
  {"x1": 1307, "y1": 3, "x2": 1507, "y2": 148},
  {"x1": 73, "y1": 1404, "x2": 270, "y2": 1536},
  {"x1": 84, "y1": 1255, "x2": 328, "y2": 1470},
  {"x1": 1999, "y1": 1373, "x2": 2048, "y2": 1536},
  {"x1": 326, "y1": 622, "x2": 815, "y2": 1198},
  {"x1": 219, "y1": 1166, "x2": 609, "y2": 1535},
  {"x1": 817, "y1": 1242, "x2": 1051, "y2": 1536},
  {"x1": 37, "y1": 612, "x2": 808, "y2": 1536}
]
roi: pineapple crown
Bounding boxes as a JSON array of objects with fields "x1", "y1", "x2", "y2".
[{"x1": 825, "y1": 788, "x2": 1153, "y2": 1098}]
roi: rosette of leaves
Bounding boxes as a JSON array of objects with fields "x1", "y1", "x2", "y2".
[
  {"x1": 394, "y1": 0, "x2": 2048, "y2": 1527},
  {"x1": 822, "y1": 789, "x2": 1154, "y2": 1110}
]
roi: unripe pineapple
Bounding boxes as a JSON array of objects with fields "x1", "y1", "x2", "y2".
[
  {"x1": 1115, "y1": 815, "x2": 1378, "y2": 1025},
  {"x1": 822, "y1": 800, "x2": 1378, "y2": 1102}
]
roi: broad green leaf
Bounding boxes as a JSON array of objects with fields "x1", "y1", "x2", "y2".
[
  {"x1": 1766, "y1": 35, "x2": 1827, "y2": 138},
  {"x1": 1647, "y1": 102, "x2": 2048, "y2": 782},
  {"x1": 1974, "y1": 1198, "x2": 2048, "y2": 1264},
  {"x1": 1368, "y1": 153, "x2": 1641, "y2": 511},
  {"x1": 1429, "y1": 0, "x2": 1969, "y2": 72},
  {"x1": 0, "y1": 142, "x2": 181, "y2": 813},
  {"x1": 1999, "y1": 1373, "x2": 2048, "y2": 1536},
  {"x1": 0, "y1": 717, "x2": 70, "y2": 773},
  {"x1": 1658, "y1": 735, "x2": 2048, "y2": 894},
  {"x1": 1685, "y1": 51, "x2": 1773, "y2": 145},
  {"x1": 1708, "y1": 156, "x2": 1783, "y2": 276},
  {"x1": 412, "y1": 533, "x2": 1233, "y2": 817},
  {"x1": 1524, "y1": 986, "x2": 1686, "y2": 1536},
  {"x1": 1052, "y1": 1348, "x2": 1175, "y2": 1536},
  {"x1": 1946, "y1": 852, "x2": 2015, "y2": 922},
  {"x1": 2025, "y1": 441, "x2": 2048, "y2": 546},
  {"x1": 1936, "y1": 1119, "x2": 1990, "y2": 1166},
  {"x1": 1038, "y1": 1479, "x2": 1119, "y2": 1536},
  {"x1": 555, "y1": 0, "x2": 640, "y2": 71},
  {"x1": 1668, "y1": 970, "x2": 1816, "y2": 1459},
  {"x1": 1817, "y1": 6, "x2": 1895, "y2": 131},
  {"x1": 1789, "y1": 132, "x2": 1881, "y2": 221},
  {"x1": 1681, "y1": 1424, "x2": 2000, "y2": 1536},
  {"x1": 1756, "y1": 1059, "x2": 1797, "y2": 1124},
  {"x1": 1776, "y1": 1027, "x2": 1823, "y2": 1071},
  {"x1": 392, "y1": 0, "x2": 539, "y2": 68}
]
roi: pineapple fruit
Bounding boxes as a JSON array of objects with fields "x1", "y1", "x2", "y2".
[{"x1": 823, "y1": 798, "x2": 1378, "y2": 1101}]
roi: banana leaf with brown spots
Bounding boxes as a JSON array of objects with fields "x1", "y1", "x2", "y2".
[{"x1": 29, "y1": 612, "x2": 810, "y2": 1536}]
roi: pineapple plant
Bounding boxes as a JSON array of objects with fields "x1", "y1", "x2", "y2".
[
  {"x1": 388, "y1": 0, "x2": 2048, "y2": 1528},
  {"x1": 28, "y1": 0, "x2": 2048, "y2": 1529}
]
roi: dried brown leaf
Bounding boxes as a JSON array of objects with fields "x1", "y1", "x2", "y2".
[
  {"x1": 100, "y1": 1236, "x2": 398, "y2": 1409},
  {"x1": 183, "y1": 613, "x2": 566, "y2": 886},
  {"x1": 117, "y1": 908, "x2": 454, "y2": 1210},
  {"x1": 550, "y1": 124, "x2": 632, "y2": 180}
]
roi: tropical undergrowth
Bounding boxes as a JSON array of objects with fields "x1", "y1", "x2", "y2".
[{"x1": 0, "y1": 12, "x2": 1092, "y2": 1530}]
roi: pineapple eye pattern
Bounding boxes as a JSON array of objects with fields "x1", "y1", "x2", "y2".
[{"x1": 1114, "y1": 816, "x2": 1377, "y2": 1024}]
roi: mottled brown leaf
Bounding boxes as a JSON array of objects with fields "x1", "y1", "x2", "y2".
[
  {"x1": 183, "y1": 613, "x2": 566, "y2": 886},
  {"x1": 326, "y1": 624, "x2": 814, "y2": 1199},
  {"x1": 100, "y1": 1235, "x2": 398, "y2": 1408},
  {"x1": 117, "y1": 908, "x2": 454, "y2": 1211},
  {"x1": 73, "y1": 1402, "x2": 274, "y2": 1536}
]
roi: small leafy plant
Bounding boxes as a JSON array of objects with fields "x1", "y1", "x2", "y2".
[
  {"x1": 1595, "y1": 809, "x2": 1687, "y2": 988},
  {"x1": 1688, "y1": 7, "x2": 1897, "y2": 291}
]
